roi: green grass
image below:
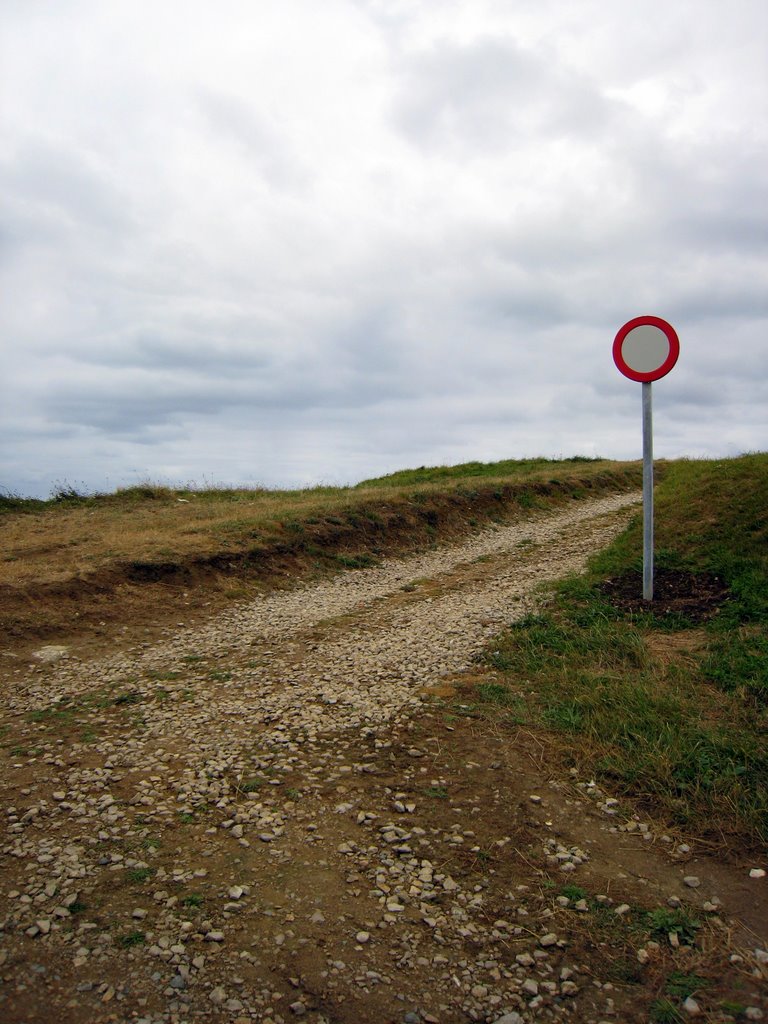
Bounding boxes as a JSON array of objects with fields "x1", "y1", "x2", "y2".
[
  {"x1": 423, "y1": 786, "x2": 448, "y2": 799},
  {"x1": 649, "y1": 999, "x2": 684, "y2": 1023},
  {"x1": 355, "y1": 455, "x2": 604, "y2": 488},
  {"x1": 647, "y1": 907, "x2": 701, "y2": 946},
  {"x1": 480, "y1": 454, "x2": 768, "y2": 846},
  {"x1": 664, "y1": 971, "x2": 708, "y2": 999},
  {"x1": 126, "y1": 867, "x2": 154, "y2": 883}
]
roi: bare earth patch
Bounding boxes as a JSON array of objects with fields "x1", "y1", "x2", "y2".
[{"x1": 599, "y1": 568, "x2": 731, "y2": 622}]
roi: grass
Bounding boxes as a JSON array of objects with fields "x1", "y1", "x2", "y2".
[
  {"x1": 478, "y1": 454, "x2": 768, "y2": 847},
  {"x1": 126, "y1": 867, "x2": 154, "y2": 883},
  {"x1": 423, "y1": 785, "x2": 448, "y2": 799},
  {"x1": 355, "y1": 455, "x2": 604, "y2": 488}
]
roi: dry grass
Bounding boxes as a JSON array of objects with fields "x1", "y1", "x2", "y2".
[
  {"x1": 0, "y1": 460, "x2": 634, "y2": 589},
  {"x1": 644, "y1": 629, "x2": 709, "y2": 670}
]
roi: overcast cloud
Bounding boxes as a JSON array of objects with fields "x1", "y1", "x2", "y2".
[{"x1": 1, "y1": 0, "x2": 766, "y2": 497}]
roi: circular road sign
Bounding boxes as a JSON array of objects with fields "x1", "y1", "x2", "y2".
[{"x1": 613, "y1": 315, "x2": 679, "y2": 382}]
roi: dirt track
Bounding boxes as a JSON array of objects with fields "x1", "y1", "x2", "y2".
[{"x1": 1, "y1": 491, "x2": 766, "y2": 1024}]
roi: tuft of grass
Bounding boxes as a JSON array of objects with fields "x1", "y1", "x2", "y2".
[
  {"x1": 333, "y1": 553, "x2": 379, "y2": 569},
  {"x1": 118, "y1": 931, "x2": 146, "y2": 948},
  {"x1": 126, "y1": 867, "x2": 154, "y2": 883},
  {"x1": 649, "y1": 998, "x2": 684, "y2": 1024},
  {"x1": 423, "y1": 786, "x2": 448, "y2": 799},
  {"x1": 664, "y1": 971, "x2": 708, "y2": 1000},
  {"x1": 239, "y1": 777, "x2": 264, "y2": 793},
  {"x1": 558, "y1": 884, "x2": 588, "y2": 902}
]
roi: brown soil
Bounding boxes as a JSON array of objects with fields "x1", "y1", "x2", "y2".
[{"x1": 599, "y1": 568, "x2": 731, "y2": 622}]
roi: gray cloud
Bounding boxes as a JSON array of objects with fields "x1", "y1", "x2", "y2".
[
  {"x1": 393, "y1": 36, "x2": 618, "y2": 153},
  {"x1": 194, "y1": 90, "x2": 311, "y2": 191}
]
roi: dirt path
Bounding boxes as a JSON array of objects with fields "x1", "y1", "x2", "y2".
[{"x1": 1, "y1": 492, "x2": 766, "y2": 1024}]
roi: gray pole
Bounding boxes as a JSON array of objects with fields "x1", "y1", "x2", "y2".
[{"x1": 642, "y1": 381, "x2": 653, "y2": 601}]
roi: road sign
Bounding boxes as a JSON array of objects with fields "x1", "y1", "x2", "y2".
[
  {"x1": 613, "y1": 315, "x2": 680, "y2": 601},
  {"x1": 613, "y1": 315, "x2": 679, "y2": 383}
]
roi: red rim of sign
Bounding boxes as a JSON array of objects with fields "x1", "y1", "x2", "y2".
[{"x1": 613, "y1": 315, "x2": 680, "y2": 382}]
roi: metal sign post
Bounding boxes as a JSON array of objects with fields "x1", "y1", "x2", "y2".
[
  {"x1": 613, "y1": 315, "x2": 680, "y2": 602},
  {"x1": 642, "y1": 381, "x2": 654, "y2": 600}
]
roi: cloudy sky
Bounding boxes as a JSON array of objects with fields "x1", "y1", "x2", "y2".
[{"x1": 2, "y1": 0, "x2": 766, "y2": 497}]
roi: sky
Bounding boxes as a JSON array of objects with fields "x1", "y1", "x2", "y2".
[{"x1": 1, "y1": 0, "x2": 766, "y2": 497}]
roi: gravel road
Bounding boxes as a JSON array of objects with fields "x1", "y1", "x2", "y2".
[{"x1": 2, "y1": 490, "x2": 766, "y2": 1024}]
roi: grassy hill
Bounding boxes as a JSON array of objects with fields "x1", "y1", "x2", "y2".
[{"x1": 472, "y1": 453, "x2": 768, "y2": 846}]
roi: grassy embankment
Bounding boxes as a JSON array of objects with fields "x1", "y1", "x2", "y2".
[
  {"x1": 472, "y1": 453, "x2": 768, "y2": 849},
  {"x1": 0, "y1": 457, "x2": 639, "y2": 646}
]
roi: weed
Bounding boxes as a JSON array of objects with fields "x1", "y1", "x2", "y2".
[
  {"x1": 423, "y1": 786, "x2": 448, "y2": 799},
  {"x1": 126, "y1": 867, "x2": 154, "y2": 883},
  {"x1": 559, "y1": 884, "x2": 588, "y2": 902},
  {"x1": 648, "y1": 907, "x2": 700, "y2": 946},
  {"x1": 181, "y1": 893, "x2": 204, "y2": 908},
  {"x1": 118, "y1": 931, "x2": 146, "y2": 948},
  {"x1": 207, "y1": 670, "x2": 232, "y2": 682},
  {"x1": 179, "y1": 812, "x2": 196, "y2": 824}
]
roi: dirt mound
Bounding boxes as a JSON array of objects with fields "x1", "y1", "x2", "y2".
[{"x1": 599, "y1": 568, "x2": 730, "y2": 621}]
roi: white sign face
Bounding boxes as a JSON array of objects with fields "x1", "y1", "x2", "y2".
[
  {"x1": 613, "y1": 315, "x2": 680, "y2": 383},
  {"x1": 621, "y1": 324, "x2": 671, "y2": 375}
]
